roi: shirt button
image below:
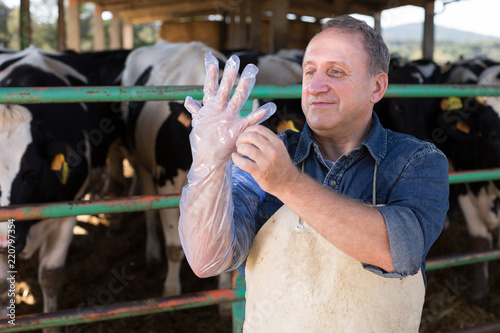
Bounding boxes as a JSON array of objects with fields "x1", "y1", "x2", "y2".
[{"x1": 330, "y1": 180, "x2": 337, "y2": 186}]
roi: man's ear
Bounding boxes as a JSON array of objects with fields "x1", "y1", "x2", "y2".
[{"x1": 371, "y1": 72, "x2": 388, "y2": 104}]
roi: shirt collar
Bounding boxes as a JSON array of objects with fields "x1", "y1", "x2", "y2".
[{"x1": 294, "y1": 112, "x2": 387, "y2": 166}]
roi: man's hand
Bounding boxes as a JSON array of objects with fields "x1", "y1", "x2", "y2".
[
  {"x1": 184, "y1": 52, "x2": 276, "y2": 170},
  {"x1": 232, "y1": 125, "x2": 301, "y2": 195}
]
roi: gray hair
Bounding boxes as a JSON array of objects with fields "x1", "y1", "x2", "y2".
[{"x1": 320, "y1": 15, "x2": 390, "y2": 76}]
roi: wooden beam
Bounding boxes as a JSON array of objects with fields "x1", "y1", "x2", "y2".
[
  {"x1": 226, "y1": 1, "x2": 247, "y2": 50},
  {"x1": 373, "y1": 10, "x2": 381, "y2": 35},
  {"x1": 91, "y1": 0, "x2": 430, "y2": 29},
  {"x1": 66, "y1": 0, "x2": 81, "y2": 52},
  {"x1": 422, "y1": 0, "x2": 434, "y2": 60},
  {"x1": 103, "y1": 0, "x2": 226, "y2": 16},
  {"x1": 94, "y1": 5, "x2": 105, "y2": 50},
  {"x1": 289, "y1": 0, "x2": 333, "y2": 18},
  {"x1": 122, "y1": 21, "x2": 133, "y2": 49},
  {"x1": 249, "y1": 0, "x2": 262, "y2": 51},
  {"x1": 270, "y1": 0, "x2": 289, "y2": 53},
  {"x1": 333, "y1": 0, "x2": 348, "y2": 16},
  {"x1": 110, "y1": 14, "x2": 121, "y2": 49},
  {"x1": 20, "y1": 0, "x2": 31, "y2": 49},
  {"x1": 57, "y1": 0, "x2": 65, "y2": 51}
]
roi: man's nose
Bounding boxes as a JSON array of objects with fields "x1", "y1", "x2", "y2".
[{"x1": 308, "y1": 73, "x2": 329, "y2": 94}]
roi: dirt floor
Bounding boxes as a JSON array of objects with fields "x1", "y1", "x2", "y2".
[{"x1": 10, "y1": 206, "x2": 500, "y2": 333}]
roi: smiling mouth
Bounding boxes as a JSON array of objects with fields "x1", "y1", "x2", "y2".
[{"x1": 311, "y1": 101, "x2": 334, "y2": 106}]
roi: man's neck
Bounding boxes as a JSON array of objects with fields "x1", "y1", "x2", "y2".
[{"x1": 313, "y1": 121, "x2": 372, "y2": 162}]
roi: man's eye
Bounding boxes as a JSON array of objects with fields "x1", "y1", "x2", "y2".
[{"x1": 329, "y1": 69, "x2": 343, "y2": 77}]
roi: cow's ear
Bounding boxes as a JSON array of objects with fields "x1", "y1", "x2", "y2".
[
  {"x1": 437, "y1": 98, "x2": 476, "y2": 141},
  {"x1": 46, "y1": 141, "x2": 72, "y2": 185}
]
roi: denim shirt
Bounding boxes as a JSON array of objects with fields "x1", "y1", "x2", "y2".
[{"x1": 231, "y1": 112, "x2": 449, "y2": 285}]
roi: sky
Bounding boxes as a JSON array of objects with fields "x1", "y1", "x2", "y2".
[
  {"x1": 372, "y1": 0, "x2": 500, "y2": 38},
  {"x1": 1, "y1": 0, "x2": 500, "y2": 38}
]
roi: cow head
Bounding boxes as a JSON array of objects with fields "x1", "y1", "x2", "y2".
[
  {"x1": 437, "y1": 98, "x2": 500, "y2": 172},
  {"x1": 0, "y1": 104, "x2": 85, "y2": 208}
]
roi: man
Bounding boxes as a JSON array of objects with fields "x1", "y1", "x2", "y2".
[{"x1": 180, "y1": 15, "x2": 449, "y2": 332}]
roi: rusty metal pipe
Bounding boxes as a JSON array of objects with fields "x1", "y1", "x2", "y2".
[{"x1": 0, "y1": 288, "x2": 245, "y2": 332}]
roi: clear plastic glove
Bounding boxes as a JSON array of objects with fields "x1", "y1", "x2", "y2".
[{"x1": 179, "y1": 52, "x2": 276, "y2": 278}]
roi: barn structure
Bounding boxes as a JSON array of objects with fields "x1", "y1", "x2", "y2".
[{"x1": 17, "y1": 0, "x2": 439, "y2": 59}]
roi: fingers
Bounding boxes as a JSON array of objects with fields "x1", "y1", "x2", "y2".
[
  {"x1": 184, "y1": 96, "x2": 202, "y2": 123},
  {"x1": 216, "y1": 55, "x2": 240, "y2": 105},
  {"x1": 228, "y1": 64, "x2": 258, "y2": 114},
  {"x1": 242, "y1": 102, "x2": 277, "y2": 128},
  {"x1": 203, "y1": 52, "x2": 219, "y2": 105}
]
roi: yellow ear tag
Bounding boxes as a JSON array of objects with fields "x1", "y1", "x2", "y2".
[
  {"x1": 447, "y1": 97, "x2": 463, "y2": 111},
  {"x1": 177, "y1": 112, "x2": 191, "y2": 128},
  {"x1": 51, "y1": 153, "x2": 64, "y2": 171},
  {"x1": 50, "y1": 153, "x2": 70, "y2": 185},
  {"x1": 456, "y1": 121, "x2": 470, "y2": 134},
  {"x1": 276, "y1": 120, "x2": 299, "y2": 133}
]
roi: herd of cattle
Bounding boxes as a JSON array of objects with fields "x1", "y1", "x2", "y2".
[{"x1": 0, "y1": 40, "x2": 499, "y2": 327}]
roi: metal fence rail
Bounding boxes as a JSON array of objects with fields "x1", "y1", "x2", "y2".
[
  {"x1": 0, "y1": 84, "x2": 499, "y2": 104},
  {"x1": 1, "y1": 84, "x2": 500, "y2": 332},
  {"x1": 2, "y1": 169, "x2": 500, "y2": 221}
]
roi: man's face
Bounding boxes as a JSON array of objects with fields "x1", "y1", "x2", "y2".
[{"x1": 301, "y1": 29, "x2": 381, "y2": 139}]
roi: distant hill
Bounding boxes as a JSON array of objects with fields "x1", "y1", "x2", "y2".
[{"x1": 382, "y1": 23, "x2": 499, "y2": 43}]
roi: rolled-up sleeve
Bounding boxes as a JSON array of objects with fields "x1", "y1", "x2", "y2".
[{"x1": 365, "y1": 147, "x2": 449, "y2": 278}]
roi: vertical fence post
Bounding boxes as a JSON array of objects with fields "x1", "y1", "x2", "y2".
[{"x1": 232, "y1": 272, "x2": 246, "y2": 333}]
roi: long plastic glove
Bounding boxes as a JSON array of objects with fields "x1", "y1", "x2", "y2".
[{"x1": 179, "y1": 52, "x2": 276, "y2": 278}]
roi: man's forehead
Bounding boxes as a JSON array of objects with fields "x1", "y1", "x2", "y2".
[{"x1": 304, "y1": 30, "x2": 366, "y2": 62}]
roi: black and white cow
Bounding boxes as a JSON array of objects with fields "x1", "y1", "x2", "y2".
[
  {"x1": 0, "y1": 46, "x2": 126, "y2": 327},
  {"x1": 478, "y1": 64, "x2": 500, "y2": 115},
  {"x1": 441, "y1": 56, "x2": 499, "y2": 84},
  {"x1": 375, "y1": 56, "x2": 500, "y2": 307},
  {"x1": 120, "y1": 40, "x2": 229, "y2": 297},
  {"x1": 436, "y1": 97, "x2": 500, "y2": 307}
]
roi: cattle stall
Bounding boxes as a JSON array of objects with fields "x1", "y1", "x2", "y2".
[{"x1": 1, "y1": 83, "x2": 500, "y2": 332}]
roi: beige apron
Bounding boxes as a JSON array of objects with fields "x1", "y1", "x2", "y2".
[{"x1": 243, "y1": 205, "x2": 425, "y2": 333}]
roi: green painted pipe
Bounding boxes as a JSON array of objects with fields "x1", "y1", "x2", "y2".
[
  {"x1": 1, "y1": 84, "x2": 499, "y2": 104},
  {"x1": 0, "y1": 289, "x2": 245, "y2": 332},
  {"x1": 0, "y1": 195, "x2": 181, "y2": 221},
  {"x1": 449, "y1": 169, "x2": 500, "y2": 184},
  {"x1": 1, "y1": 170, "x2": 500, "y2": 221},
  {"x1": 426, "y1": 249, "x2": 500, "y2": 271}
]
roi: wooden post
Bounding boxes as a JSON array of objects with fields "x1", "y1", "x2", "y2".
[
  {"x1": 20, "y1": 0, "x2": 31, "y2": 49},
  {"x1": 94, "y1": 5, "x2": 105, "y2": 51},
  {"x1": 249, "y1": 0, "x2": 262, "y2": 51},
  {"x1": 373, "y1": 11, "x2": 381, "y2": 35},
  {"x1": 57, "y1": 0, "x2": 65, "y2": 51},
  {"x1": 123, "y1": 21, "x2": 133, "y2": 49},
  {"x1": 66, "y1": 0, "x2": 81, "y2": 52},
  {"x1": 226, "y1": 0, "x2": 247, "y2": 50},
  {"x1": 422, "y1": 0, "x2": 435, "y2": 60},
  {"x1": 270, "y1": 0, "x2": 289, "y2": 53},
  {"x1": 110, "y1": 14, "x2": 121, "y2": 49}
]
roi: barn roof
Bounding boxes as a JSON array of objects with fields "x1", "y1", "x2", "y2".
[{"x1": 90, "y1": 0, "x2": 430, "y2": 25}]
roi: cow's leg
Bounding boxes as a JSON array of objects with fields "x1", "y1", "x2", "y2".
[
  {"x1": 157, "y1": 169, "x2": 188, "y2": 297},
  {"x1": 158, "y1": 208, "x2": 184, "y2": 296},
  {"x1": 37, "y1": 217, "x2": 75, "y2": 309},
  {"x1": 105, "y1": 138, "x2": 133, "y2": 235},
  {"x1": 13, "y1": 217, "x2": 76, "y2": 333},
  {"x1": 458, "y1": 194, "x2": 492, "y2": 307},
  {"x1": 136, "y1": 164, "x2": 162, "y2": 270}
]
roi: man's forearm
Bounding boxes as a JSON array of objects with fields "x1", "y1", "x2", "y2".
[{"x1": 179, "y1": 163, "x2": 235, "y2": 278}]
